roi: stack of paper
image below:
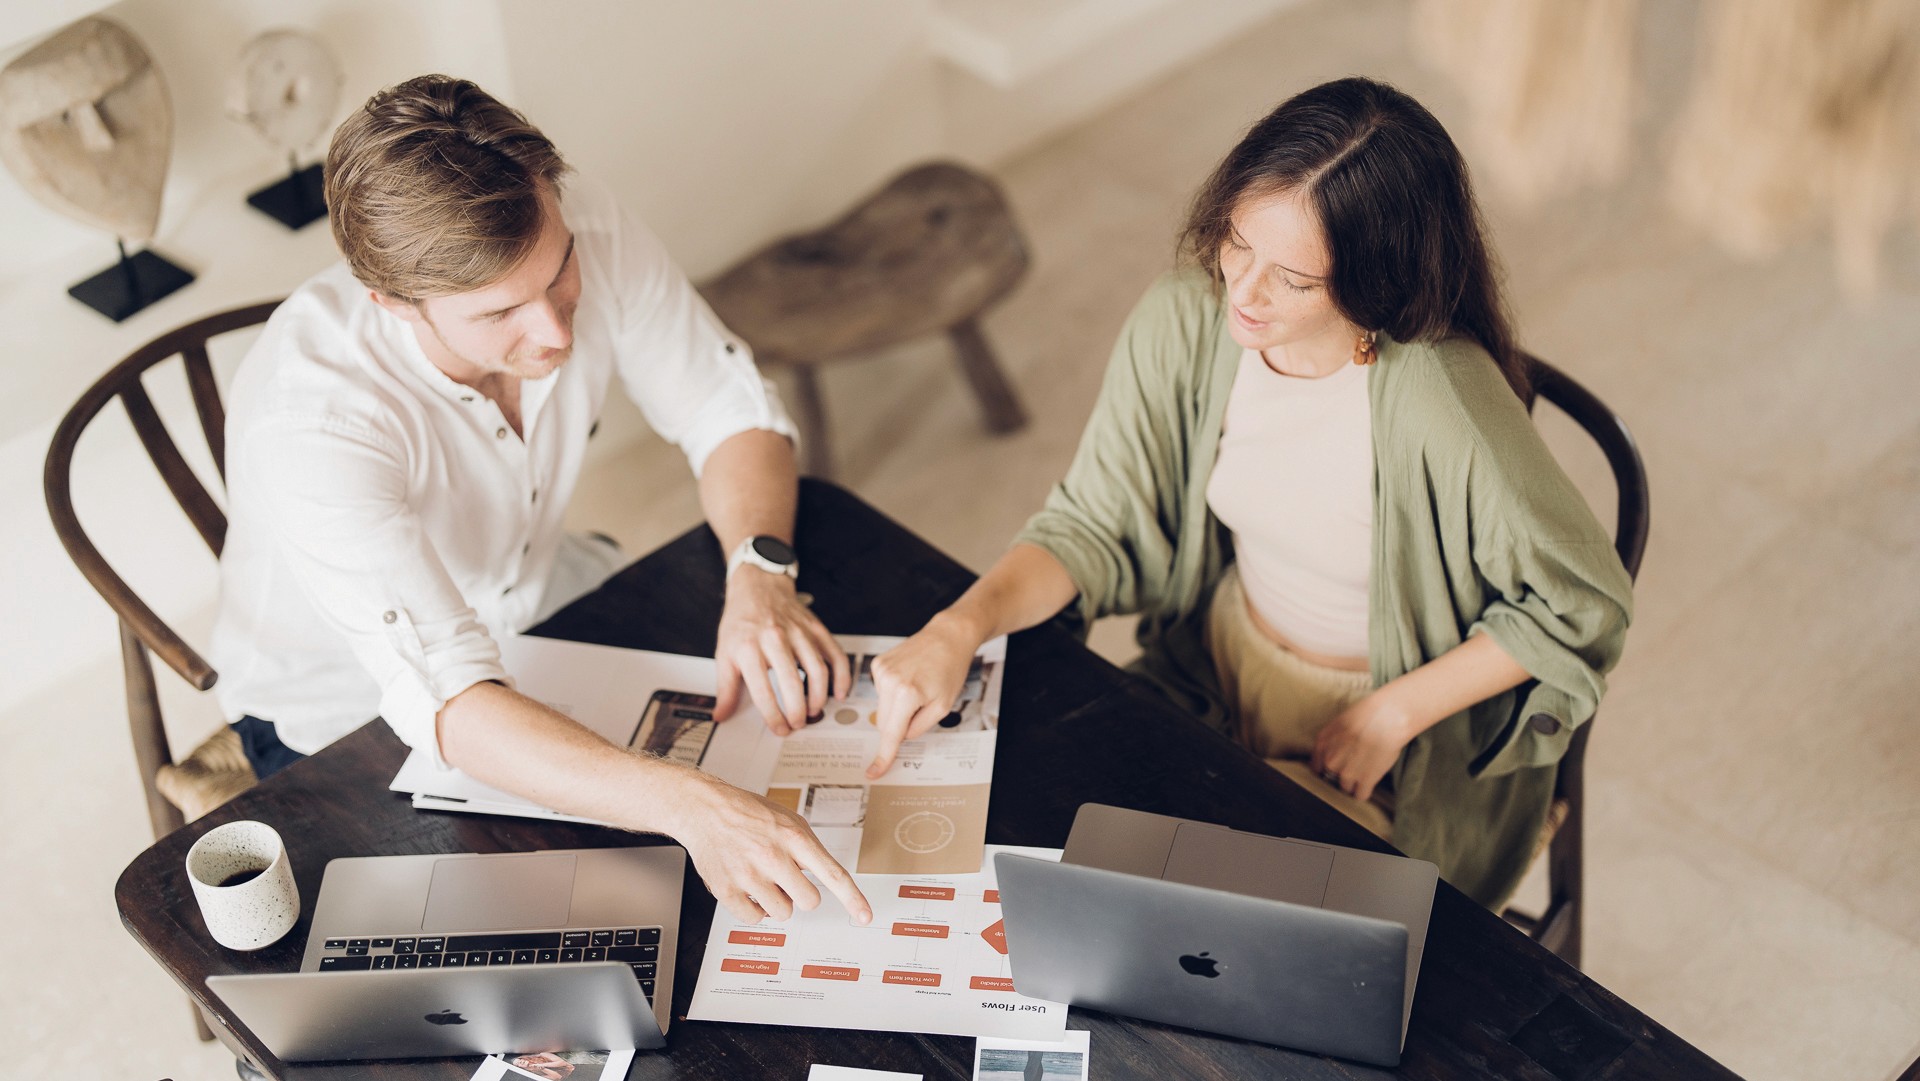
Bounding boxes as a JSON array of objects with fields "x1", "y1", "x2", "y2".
[{"x1": 390, "y1": 634, "x2": 1008, "y2": 877}]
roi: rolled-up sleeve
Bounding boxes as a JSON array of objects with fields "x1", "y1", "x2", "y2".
[
  {"x1": 1015, "y1": 277, "x2": 1193, "y2": 623},
  {"x1": 242, "y1": 417, "x2": 509, "y2": 767},
  {"x1": 603, "y1": 204, "x2": 796, "y2": 475},
  {"x1": 1462, "y1": 441, "x2": 1635, "y2": 777}
]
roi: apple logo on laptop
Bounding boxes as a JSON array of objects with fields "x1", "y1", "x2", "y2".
[
  {"x1": 424, "y1": 1009, "x2": 468, "y2": 1026},
  {"x1": 1178, "y1": 951, "x2": 1222, "y2": 978}
]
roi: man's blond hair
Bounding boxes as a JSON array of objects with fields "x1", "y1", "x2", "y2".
[{"x1": 324, "y1": 75, "x2": 570, "y2": 302}]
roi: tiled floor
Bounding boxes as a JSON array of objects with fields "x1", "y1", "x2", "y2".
[{"x1": 14, "y1": 2, "x2": 1920, "y2": 1078}]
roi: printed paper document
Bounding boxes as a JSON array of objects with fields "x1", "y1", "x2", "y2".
[
  {"x1": 688, "y1": 845, "x2": 1069, "y2": 1041},
  {"x1": 390, "y1": 633, "x2": 1006, "y2": 875}
]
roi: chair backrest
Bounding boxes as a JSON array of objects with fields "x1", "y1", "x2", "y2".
[
  {"x1": 43, "y1": 300, "x2": 281, "y2": 839},
  {"x1": 1528, "y1": 358, "x2": 1650, "y2": 582},
  {"x1": 1525, "y1": 358, "x2": 1649, "y2": 782},
  {"x1": 1519, "y1": 356, "x2": 1649, "y2": 964}
]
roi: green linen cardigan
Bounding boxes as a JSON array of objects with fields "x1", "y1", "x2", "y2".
[{"x1": 1015, "y1": 270, "x2": 1633, "y2": 907}]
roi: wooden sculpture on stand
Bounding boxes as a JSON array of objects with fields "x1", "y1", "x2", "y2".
[
  {"x1": 228, "y1": 29, "x2": 341, "y2": 229},
  {"x1": 0, "y1": 16, "x2": 193, "y2": 322}
]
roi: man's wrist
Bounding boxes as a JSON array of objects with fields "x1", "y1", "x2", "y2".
[
  {"x1": 726, "y1": 534, "x2": 798, "y2": 582},
  {"x1": 620, "y1": 751, "x2": 708, "y2": 837},
  {"x1": 726, "y1": 561, "x2": 798, "y2": 596}
]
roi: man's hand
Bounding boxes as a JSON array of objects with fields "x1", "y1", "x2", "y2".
[
  {"x1": 865, "y1": 614, "x2": 980, "y2": 778},
  {"x1": 666, "y1": 767, "x2": 873, "y2": 926},
  {"x1": 714, "y1": 567, "x2": 850, "y2": 734},
  {"x1": 1310, "y1": 691, "x2": 1416, "y2": 803}
]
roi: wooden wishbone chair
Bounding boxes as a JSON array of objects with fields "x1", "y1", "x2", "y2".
[{"x1": 44, "y1": 300, "x2": 282, "y2": 1040}]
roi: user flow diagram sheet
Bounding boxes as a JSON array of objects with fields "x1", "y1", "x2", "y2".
[{"x1": 688, "y1": 845, "x2": 1069, "y2": 1040}]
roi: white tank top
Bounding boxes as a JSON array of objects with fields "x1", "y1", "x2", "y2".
[{"x1": 1205, "y1": 347, "x2": 1373, "y2": 660}]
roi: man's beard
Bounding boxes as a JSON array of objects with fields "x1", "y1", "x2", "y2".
[{"x1": 424, "y1": 314, "x2": 572, "y2": 378}]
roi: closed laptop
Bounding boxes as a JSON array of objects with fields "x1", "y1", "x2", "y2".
[{"x1": 995, "y1": 804, "x2": 1436, "y2": 1067}]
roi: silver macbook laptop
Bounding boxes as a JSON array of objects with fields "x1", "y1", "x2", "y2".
[
  {"x1": 994, "y1": 804, "x2": 1437, "y2": 1067},
  {"x1": 208, "y1": 845, "x2": 684, "y2": 1062},
  {"x1": 208, "y1": 962, "x2": 658, "y2": 1062}
]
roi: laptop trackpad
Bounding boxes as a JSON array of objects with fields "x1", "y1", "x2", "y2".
[
  {"x1": 422, "y1": 853, "x2": 577, "y2": 931},
  {"x1": 1163, "y1": 824, "x2": 1334, "y2": 908}
]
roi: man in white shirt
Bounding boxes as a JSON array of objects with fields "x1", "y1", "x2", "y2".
[{"x1": 207, "y1": 75, "x2": 870, "y2": 927}]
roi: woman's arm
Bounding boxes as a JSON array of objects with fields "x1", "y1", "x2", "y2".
[
  {"x1": 864, "y1": 274, "x2": 1218, "y2": 777},
  {"x1": 1310, "y1": 632, "x2": 1530, "y2": 802},
  {"x1": 865, "y1": 544, "x2": 1078, "y2": 777},
  {"x1": 931, "y1": 543, "x2": 1082, "y2": 646}
]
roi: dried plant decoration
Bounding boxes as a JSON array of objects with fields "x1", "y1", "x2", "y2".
[
  {"x1": 1666, "y1": 0, "x2": 1920, "y2": 298},
  {"x1": 1413, "y1": 0, "x2": 1640, "y2": 207}
]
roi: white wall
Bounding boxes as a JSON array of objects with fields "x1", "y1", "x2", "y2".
[
  {"x1": 938, "y1": 0, "x2": 1301, "y2": 164},
  {"x1": 497, "y1": 0, "x2": 942, "y2": 281}
]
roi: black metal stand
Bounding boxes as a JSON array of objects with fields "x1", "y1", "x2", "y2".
[
  {"x1": 245, "y1": 159, "x2": 327, "y2": 230},
  {"x1": 68, "y1": 239, "x2": 195, "y2": 323}
]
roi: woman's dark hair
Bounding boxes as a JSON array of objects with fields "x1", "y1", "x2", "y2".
[{"x1": 1179, "y1": 77, "x2": 1530, "y2": 401}]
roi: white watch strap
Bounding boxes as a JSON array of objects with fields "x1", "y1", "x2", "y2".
[{"x1": 727, "y1": 536, "x2": 798, "y2": 580}]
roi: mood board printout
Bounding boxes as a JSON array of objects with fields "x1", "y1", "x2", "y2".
[
  {"x1": 391, "y1": 634, "x2": 1006, "y2": 877},
  {"x1": 688, "y1": 846, "x2": 1069, "y2": 1041},
  {"x1": 762, "y1": 634, "x2": 1004, "y2": 876}
]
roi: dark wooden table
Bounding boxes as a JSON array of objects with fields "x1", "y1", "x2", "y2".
[{"x1": 118, "y1": 480, "x2": 1740, "y2": 1080}]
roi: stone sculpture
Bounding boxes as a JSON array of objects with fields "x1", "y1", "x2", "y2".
[
  {"x1": 229, "y1": 28, "x2": 341, "y2": 230},
  {"x1": 229, "y1": 29, "x2": 341, "y2": 158},
  {"x1": 0, "y1": 16, "x2": 172, "y2": 243},
  {"x1": 0, "y1": 16, "x2": 192, "y2": 320}
]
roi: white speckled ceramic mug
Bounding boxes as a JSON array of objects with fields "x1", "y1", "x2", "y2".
[{"x1": 185, "y1": 820, "x2": 299, "y2": 951}]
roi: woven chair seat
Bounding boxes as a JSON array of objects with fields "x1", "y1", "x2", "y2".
[{"x1": 154, "y1": 727, "x2": 256, "y2": 823}]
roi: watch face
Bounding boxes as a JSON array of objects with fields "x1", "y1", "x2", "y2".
[{"x1": 750, "y1": 535, "x2": 796, "y2": 566}]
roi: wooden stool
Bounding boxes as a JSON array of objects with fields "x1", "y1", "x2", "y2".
[{"x1": 700, "y1": 161, "x2": 1030, "y2": 478}]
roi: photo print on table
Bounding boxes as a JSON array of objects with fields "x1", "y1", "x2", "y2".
[
  {"x1": 469, "y1": 1048, "x2": 634, "y2": 1081},
  {"x1": 972, "y1": 1031, "x2": 1090, "y2": 1081}
]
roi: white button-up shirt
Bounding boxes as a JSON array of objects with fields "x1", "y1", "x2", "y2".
[{"x1": 207, "y1": 178, "x2": 794, "y2": 763}]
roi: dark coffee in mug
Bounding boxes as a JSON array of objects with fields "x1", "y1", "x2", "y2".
[
  {"x1": 186, "y1": 820, "x2": 298, "y2": 950},
  {"x1": 219, "y1": 867, "x2": 266, "y2": 887}
]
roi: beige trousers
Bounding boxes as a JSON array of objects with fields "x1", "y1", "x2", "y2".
[{"x1": 1207, "y1": 565, "x2": 1395, "y2": 839}]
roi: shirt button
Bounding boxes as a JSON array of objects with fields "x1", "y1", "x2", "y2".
[
  {"x1": 495, "y1": 427, "x2": 508, "y2": 440},
  {"x1": 723, "y1": 343, "x2": 736, "y2": 354},
  {"x1": 1528, "y1": 713, "x2": 1562, "y2": 735},
  {"x1": 502, "y1": 586, "x2": 514, "y2": 597},
  {"x1": 530, "y1": 489, "x2": 539, "y2": 504},
  {"x1": 460, "y1": 395, "x2": 474, "y2": 403},
  {"x1": 522, "y1": 543, "x2": 531, "y2": 555},
  {"x1": 382, "y1": 610, "x2": 397, "y2": 624}
]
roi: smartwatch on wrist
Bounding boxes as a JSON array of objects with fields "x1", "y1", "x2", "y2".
[{"x1": 727, "y1": 534, "x2": 798, "y2": 581}]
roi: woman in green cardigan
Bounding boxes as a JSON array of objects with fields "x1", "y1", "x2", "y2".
[{"x1": 866, "y1": 77, "x2": 1632, "y2": 908}]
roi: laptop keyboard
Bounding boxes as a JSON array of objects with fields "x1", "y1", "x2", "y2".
[{"x1": 317, "y1": 927, "x2": 662, "y2": 1001}]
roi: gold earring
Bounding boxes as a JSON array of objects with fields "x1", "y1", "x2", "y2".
[{"x1": 1352, "y1": 329, "x2": 1378, "y2": 366}]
